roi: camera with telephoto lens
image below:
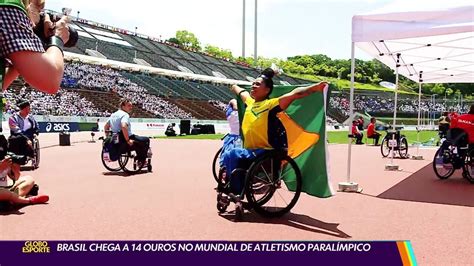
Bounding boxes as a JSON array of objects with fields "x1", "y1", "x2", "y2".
[
  {"x1": 6, "y1": 152, "x2": 28, "y2": 166},
  {"x1": 33, "y1": 8, "x2": 79, "y2": 48}
]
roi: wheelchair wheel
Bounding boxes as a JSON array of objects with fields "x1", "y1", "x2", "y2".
[
  {"x1": 119, "y1": 150, "x2": 144, "y2": 174},
  {"x1": 101, "y1": 146, "x2": 122, "y2": 172},
  {"x1": 212, "y1": 147, "x2": 223, "y2": 183},
  {"x1": 216, "y1": 193, "x2": 229, "y2": 213},
  {"x1": 462, "y1": 149, "x2": 474, "y2": 184},
  {"x1": 432, "y1": 147, "x2": 455, "y2": 179},
  {"x1": 32, "y1": 139, "x2": 40, "y2": 169},
  {"x1": 398, "y1": 137, "x2": 409, "y2": 158},
  {"x1": 147, "y1": 159, "x2": 152, "y2": 172},
  {"x1": 380, "y1": 138, "x2": 390, "y2": 157},
  {"x1": 245, "y1": 152, "x2": 302, "y2": 218}
]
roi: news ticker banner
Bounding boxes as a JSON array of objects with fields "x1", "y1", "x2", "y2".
[{"x1": 0, "y1": 241, "x2": 417, "y2": 265}]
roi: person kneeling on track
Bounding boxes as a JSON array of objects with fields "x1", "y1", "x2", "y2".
[
  {"x1": 0, "y1": 135, "x2": 48, "y2": 209},
  {"x1": 221, "y1": 68, "x2": 328, "y2": 194},
  {"x1": 104, "y1": 98, "x2": 150, "y2": 167}
]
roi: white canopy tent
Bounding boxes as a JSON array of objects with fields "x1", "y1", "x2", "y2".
[{"x1": 342, "y1": 0, "x2": 474, "y2": 191}]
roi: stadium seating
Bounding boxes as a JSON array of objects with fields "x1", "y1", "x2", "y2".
[{"x1": 66, "y1": 20, "x2": 308, "y2": 84}]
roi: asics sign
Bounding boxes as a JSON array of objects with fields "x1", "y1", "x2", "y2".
[
  {"x1": 46, "y1": 123, "x2": 70, "y2": 132},
  {"x1": 39, "y1": 122, "x2": 79, "y2": 133}
]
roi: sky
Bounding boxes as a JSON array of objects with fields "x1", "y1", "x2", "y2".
[{"x1": 44, "y1": 0, "x2": 396, "y2": 61}]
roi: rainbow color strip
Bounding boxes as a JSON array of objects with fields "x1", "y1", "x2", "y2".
[{"x1": 396, "y1": 241, "x2": 417, "y2": 266}]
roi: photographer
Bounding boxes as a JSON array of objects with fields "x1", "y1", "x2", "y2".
[
  {"x1": 165, "y1": 123, "x2": 177, "y2": 137},
  {"x1": 1, "y1": 0, "x2": 70, "y2": 92},
  {"x1": 0, "y1": 135, "x2": 48, "y2": 207}
]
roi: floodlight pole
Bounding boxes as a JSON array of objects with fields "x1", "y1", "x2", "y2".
[
  {"x1": 242, "y1": 0, "x2": 246, "y2": 58},
  {"x1": 134, "y1": 27, "x2": 138, "y2": 59},
  {"x1": 254, "y1": 0, "x2": 258, "y2": 66}
]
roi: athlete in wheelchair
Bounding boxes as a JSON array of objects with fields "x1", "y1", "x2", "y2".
[
  {"x1": 8, "y1": 100, "x2": 40, "y2": 169},
  {"x1": 216, "y1": 68, "x2": 329, "y2": 219},
  {"x1": 433, "y1": 105, "x2": 474, "y2": 183},
  {"x1": 101, "y1": 99, "x2": 152, "y2": 174},
  {"x1": 380, "y1": 126, "x2": 409, "y2": 158},
  {"x1": 437, "y1": 112, "x2": 450, "y2": 146},
  {"x1": 212, "y1": 99, "x2": 241, "y2": 182}
]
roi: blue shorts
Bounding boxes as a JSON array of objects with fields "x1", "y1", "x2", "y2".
[
  {"x1": 221, "y1": 147, "x2": 265, "y2": 194},
  {"x1": 219, "y1": 134, "x2": 240, "y2": 166}
]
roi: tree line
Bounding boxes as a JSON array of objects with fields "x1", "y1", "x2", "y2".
[{"x1": 168, "y1": 30, "x2": 473, "y2": 98}]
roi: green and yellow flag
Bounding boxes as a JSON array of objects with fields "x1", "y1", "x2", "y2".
[{"x1": 237, "y1": 84, "x2": 334, "y2": 198}]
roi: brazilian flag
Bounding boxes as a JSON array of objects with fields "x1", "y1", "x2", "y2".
[{"x1": 236, "y1": 84, "x2": 334, "y2": 198}]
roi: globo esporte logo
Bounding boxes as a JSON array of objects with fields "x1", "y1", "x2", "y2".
[{"x1": 45, "y1": 122, "x2": 70, "y2": 132}]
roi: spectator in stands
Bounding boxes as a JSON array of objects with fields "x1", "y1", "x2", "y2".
[
  {"x1": 1, "y1": 0, "x2": 70, "y2": 92},
  {"x1": 104, "y1": 98, "x2": 150, "y2": 167},
  {"x1": 367, "y1": 117, "x2": 381, "y2": 145},
  {"x1": 222, "y1": 68, "x2": 328, "y2": 194},
  {"x1": 62, "y1": 62, "x2": 193, "y2": 119},
  {"x1": 351, "y1": 120, "x2": 364, "y2": 145},
  {"x1": 4, "y1": 85, "x2": 110, "y2": 117},
  {"x1": 209, "y1": 100, "x2": 227, "y2": 111},
  {"x1": 8, "y1": 100, "x2": 39, "y2": 157}
]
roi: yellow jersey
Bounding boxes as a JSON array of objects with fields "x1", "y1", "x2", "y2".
[{"x1": 242, "y1": 97, "x2": 286, "y2": 149}]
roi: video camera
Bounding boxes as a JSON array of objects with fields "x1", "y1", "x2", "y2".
[
  {"x1": 33, "y1": 8, "x2": 79, "y2": 48},
  {"x1": 6, "y1": 152, "x2": 28, "y2": 166},
  {"x1": 0, "y1": 135, "x2": 29, "y2": 166}
]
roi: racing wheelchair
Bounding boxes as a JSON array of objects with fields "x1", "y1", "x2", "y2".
[
  {"x1": 100, "y1": 132, "x2": 152, "y2": 174},
  {"x1": 380, "y1": 128, "x2": 409, "y2": 158},
  {"x1": 216, "y1": 148, "x2": 302, "y2": 219},
  {"x1": 432, "y1": 128, "x2": 474, "y2": 183},
  {"x1": 212, "y1": 146, "x2": 223, "y2": 182}
]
